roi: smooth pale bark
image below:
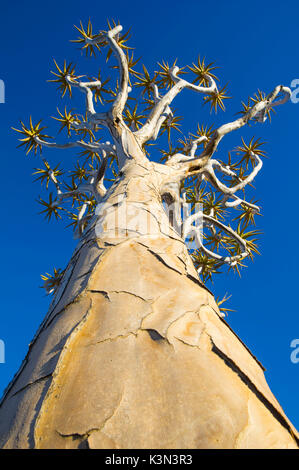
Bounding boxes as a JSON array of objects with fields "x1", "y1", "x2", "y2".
[{"x1": 0, "y1": 158, "x2": 298, "y2": 449}]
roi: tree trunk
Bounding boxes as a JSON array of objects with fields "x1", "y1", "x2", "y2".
[{"x1": 0, "y1": 159, "x2": 298, "y2": 449}]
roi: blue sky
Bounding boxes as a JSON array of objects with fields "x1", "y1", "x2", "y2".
[{"x1": 0, "y1": 0, "x2": 298, "y2": 432}]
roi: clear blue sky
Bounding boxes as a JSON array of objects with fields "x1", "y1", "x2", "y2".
[{"x1": 0, "y1": 0, "x2": 298, "y2": 432}]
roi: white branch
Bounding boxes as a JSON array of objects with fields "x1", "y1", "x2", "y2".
[
  {"x1": 223, "y1": 194, "x2": 260, "y2": 212},
  {"x1": 183, "y1": 208, "x2": 248, "y2": 267},
  {"x1": 209, "y1": 159, "x2": 237, "y2": 177},
  {"x1": 86, "y1": 25, "x2": 130, "y2": 119},
  {"x1": 66, "y1": 76, "x2": 102, "y2": 117},
  {"x1": 262, "y1": 86, "x2": 291, "y2": 109},
  {"x1": 175, "y1": 84, "x2": 291, "y2": 182},
  {"x1": 66, "y1": 24, "x2": 131, "y2": 125},
  {"x1": 105, "y1": 26, "x2": 130, "y2": 119},
  {"x1": 35, "y1": 136, "x2": 115, "y2": 154},
  {"x1": 134, "y1": 66, "x2": 217, "y2": 145},
  {"x1": 170, "y1": 66, "x2": 217, "y2": 94},
  {"x1": 94, "y1": 151, "x2": 108, "y2": 198},
  {"x1": 203, "y1": 152, "x2": 262, "y2": 195},
  {"x1": 204, "y1": 160, "x2": 260, "y2": 211},
  {"x1": 199, "y1": 85, "x2": 291, "y2": 160},
  {"x1": 151, "y1": 84, "x2": 173, "y2": 140},
  {"x1": 166, "y1": 136, "x2": 208, "y2": 165}
]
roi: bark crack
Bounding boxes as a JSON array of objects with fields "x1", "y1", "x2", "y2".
[
  {"x1": 164, "y1": 310, "x2": 202, "y2": 343},
  {"x1": 10, "y1": 374, "x2": 53, "y2": 398},
  {"x1": 111, "y1": 290, "x2": 153, "y2": 302},
  {"x1": 99, "y1": 390, "x2": 125, "y2": 432},
  {"x1": 142, "y1": 247, "x2": 183, "y2": 276},
  {"x1": 209, "y1": 338, "x2": 299, "y2": 446},
  {"x1": 186, "y1": 273, "x2": 213, "y2": 295},
  {"x1": 33, "y1": 299, "x2": 94, "y2": 446},
  {"x1": 88, "y1": 290, "x2": 111, "y2": 300},
  {"x1": 88, "y1": 331, "x2": 137, "y2": 347},
  {"x1": 56, "y1": 389, "x2": 125, "y2": 446}
]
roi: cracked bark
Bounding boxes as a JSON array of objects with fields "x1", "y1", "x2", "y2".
[{"x1": 0, "y1": 157, "x2": 298, "y2": 449}]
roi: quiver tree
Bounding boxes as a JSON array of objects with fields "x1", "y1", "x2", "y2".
[{"x1": 0, "y1": 20, "x2": 298, "y2": 449}]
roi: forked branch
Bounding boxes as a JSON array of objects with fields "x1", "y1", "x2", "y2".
[
  {"x1": 134, "y1": 66, "x2": 217, "y2": 145},
  {"x1": 198, "y1": 85, "x2": 291, "y2": 161},
  {"x1": 82, "y1": 25, "x2": 130, "y2": 120},
  {"x1": 183, "y1": 209, "x2": 248, "y2": 267}
]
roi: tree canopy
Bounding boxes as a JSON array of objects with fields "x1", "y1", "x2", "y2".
[{"x1": 13, "y1": 19, "x2": 291, "y2": 311}]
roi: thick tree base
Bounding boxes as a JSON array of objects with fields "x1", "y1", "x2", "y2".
[{"x1": 0, "y1": 234, "x2": 298, "y2": 449}]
